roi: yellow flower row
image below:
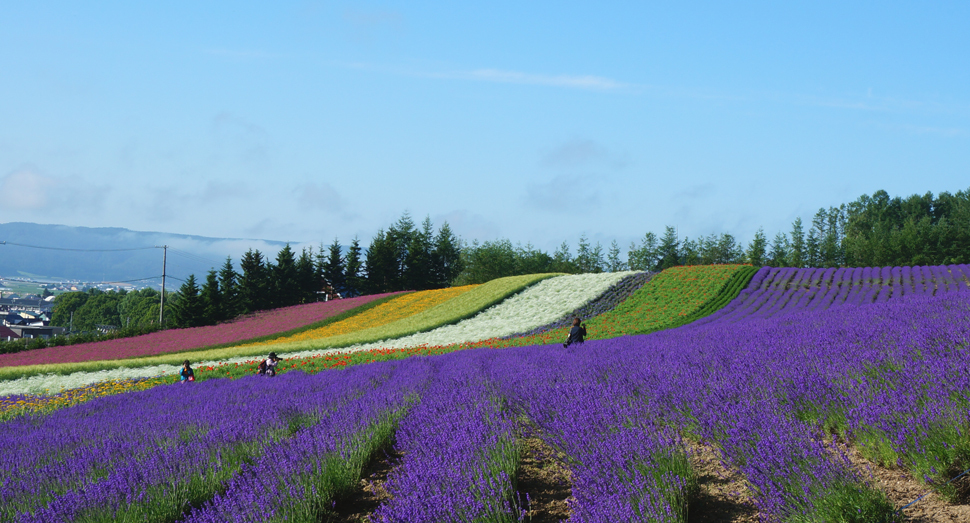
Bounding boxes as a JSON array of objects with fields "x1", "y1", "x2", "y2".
[{"x1": 239, "y1": 285, "x2": 480, "y2": 347}]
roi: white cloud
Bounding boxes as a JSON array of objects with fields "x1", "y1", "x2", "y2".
[{"x1": 0, "y1": 168, "x2": 109, "y2": 213}]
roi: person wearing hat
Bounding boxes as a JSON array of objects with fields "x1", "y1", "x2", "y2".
[{"x1": 258, "y1": 352, "x2": 281, "y2": 377}]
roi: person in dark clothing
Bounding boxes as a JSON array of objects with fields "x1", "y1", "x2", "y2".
[
  {"x1": 257, "y1": 352, "x2": 281, "y2": 377},
  {"x1": 179, "y1": 360, "x2": 195, "y2": 382},
  {"x1": 563, "y1": 318, "x2": 587, "y2": 348}
]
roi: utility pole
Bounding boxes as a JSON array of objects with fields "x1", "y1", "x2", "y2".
[{"x1": 159, "y1": 245, "x2": 167, "y2": 327}]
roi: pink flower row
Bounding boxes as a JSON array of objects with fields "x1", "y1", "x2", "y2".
[{"x1": 0, "y1": 292, "x2": 404, "y2": 367}]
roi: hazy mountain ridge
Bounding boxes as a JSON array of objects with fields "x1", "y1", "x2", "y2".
[{"x1": 0, "y1": 222, "x2": 290, "y2": 284}]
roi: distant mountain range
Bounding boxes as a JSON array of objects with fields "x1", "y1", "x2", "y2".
[{"x1": 0, "y1": 222, "x2": 291, "y2": 286}]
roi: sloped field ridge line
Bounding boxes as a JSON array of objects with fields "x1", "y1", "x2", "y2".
[
  {"x1": 262, "y1": 272, "x2": 563, "y2": 355},
  {"x1": 0, "y1": 292, "x2": 409, "y2": 381},
  {"x1": 233, "y1": 285, "x2": 480, "y2": 351},
  {"x1": 0, "y1": 292, "x2": 407, "y2": 371}
]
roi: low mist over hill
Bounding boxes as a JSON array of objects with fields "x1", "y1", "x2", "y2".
[{"x1": 0, "y1": 222, "x2": 290, "y2": 284}]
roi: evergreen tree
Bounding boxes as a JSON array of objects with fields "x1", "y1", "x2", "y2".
[
  {"x1": 200, "y1": 270, "x2": 222, "y2": 325},
  {"x1": 657, "y1": 226, "x2": 681, "y2": 270},
  {"x1": 387, "y1": 211, "x2": 418, "y2": 284},
  {"x1": 170, "y1": 274, "x2": 203, "y2": 328},
  {"x1": 628, "y1": 232, "x2": 659, "y2": 271},
  {"x1": 432, "y1": 222, "x2": 463, "y2": 287},
  {"x1": 296, "y1": 247, "x2": 318, "y2": 303},
  {"x1": 403, "y1": 217, "x2": 434, "y2": 290},
  {"x1": 680, "y1": 237, "x2": 701, "y2": 265},
  {"x1": 767, "y1": 232, "x2": 790, "y2": 267},
  {"x1": 575, "y1": 234, "x2": 604, "y2": 273},
  {"x1": 323, "y1": 238, "x2": 346, "y2": 297},
  {"x1": 551, "y1": 241, "x2": 577, "y2": 273},
  {"x1": 789, "y1": 217, "x2": 806, "y2": 267},
  {"x1": 218, "y1": 257, "x2": 241, "y2": 320},
  {"x1": 272, "y1": 244, "x2": 300, "y2": 307},
  {"x1": 745, "y1": 228, "x2": 768, "y2": 267},
  {"x1": 365, "y1": 229, "x2": 398, "y2": 293},
  {"x1": 606, "y1": 240, "x2": 627, "y2": 272},
  {"x1": 344, "y1": 237, "x2": 365, "y2": 297},
  {"x1": 805, "y1": 228, "x2": 820, "y2": 267},
  {"x1": 239, "y1": 249, "x2": 270, "y2": 313}
]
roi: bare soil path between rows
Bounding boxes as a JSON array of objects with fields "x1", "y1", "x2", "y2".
[
  {"x1": 834, "y1": 437, "x2": 970, "y2": 522},
  {"x1": 687, "y1": 441, "x2": 761, "y2": 523},
  {"x1": 323, "y1": 446, "x2": 400, "y2": 522}
]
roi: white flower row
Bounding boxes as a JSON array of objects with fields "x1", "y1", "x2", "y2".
[
  {"x1": 287, "y1": 271, "x2": 634, "y2": 357},
  {"x1": 1, "y1": 272, "x2": 633, "y2": 397}
]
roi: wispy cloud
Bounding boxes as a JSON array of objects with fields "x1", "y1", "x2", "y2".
[
  {"x1": 525, "y1": 174, "x2": 602, "y2": 213},
  {"x1": 204, "y1": 48, "x2": 279, "y2": 60},
  {"x1": 338, "y1": 61, "x2": 629, "y2": 92},
  {"x1": 294, "y1": 181, "x2": 359, "y2": 221},
  {"x1": 458, "y1": 69, "x2": 626, "y2": 90},
  {"x1": 540, "y1": 138, "x2": 628, "y2": 170}
]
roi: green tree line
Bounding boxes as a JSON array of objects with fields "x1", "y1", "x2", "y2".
[{"x1": 48, "y1": 187, "x2": 970, "y2": 337}]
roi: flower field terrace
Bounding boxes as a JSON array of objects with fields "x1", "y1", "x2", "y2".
[
  {"x1": 9, "y1": 283, "x2": 969, "y2": 521},
  {"x1": 462, "y1": 264, "x2": 756, "y2": 349},
  {"x1": 232, "y1": 285, "x2": 479, "y2": 350},
  {"x1": 0, "y1": 274, "x2": 556, "y2": 397},
  {"x1": 695, "y1": 263, "x2": 970, "y2": 325},
  {"x1": 206, "y1": 273, "x2": 559, "y2": 358},
  {"x1": 0, "y1": 292, "x2": 405, "y2": 372}
]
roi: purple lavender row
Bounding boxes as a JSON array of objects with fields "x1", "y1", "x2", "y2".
[
  {"x1": 3, "y1": 375, "x2": 337, "y2": 519},
  {"x1": 371, "y1": 358, "x2": 522, "y2": 523},
  {"x1": 179, "y1": 359, "x2": 432, "y2": 523},
  {"x1": 586, "y1": 339, "x2": 880, "y2": 521},
  {"x1": 501, "y1": 271, "x2": 653, "y2": 339},
  {"x1": 665, "y1": 293, "x2": 970, "y2": 513},
  {"x1": 9, "y1": 366, "x2": 395, "y2": 523},
  {"x1": 485, "y1": 348, "x2": 694, "y2": 522},
  {"x1": 697, "y1": 264, "x2": 970, "y2": 325}
]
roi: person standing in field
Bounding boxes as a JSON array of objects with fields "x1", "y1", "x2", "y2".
[
  {"x1": 179, "y1": 360, "x2": 195, "y2": 382},
  {"x1": 563, "y1": 318, "x2": 587, "y2": 348}
]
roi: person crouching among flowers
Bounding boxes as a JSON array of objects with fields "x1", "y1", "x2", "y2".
[
  {"x1": 179, "y1": 360, "x2": 195, "y2": 382},
  {"x1": 257, "y1": 352, "x2": 281, "y2": 377}
]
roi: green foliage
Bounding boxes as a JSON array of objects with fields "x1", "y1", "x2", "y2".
[
  {"x1": 239, "y1": 249, "x2": 270, "y2": 313},
  {"x1": 746, "y1": 228, "x2": 768, "y2": 266},
  {"x1": 784, "y1": 481, "x2": 899, "y2": 523},
  {"x1": 322, "y1": 238, "x2": 346, "y2": 296},
  {"x1": 344, "y1": 237, "x2": 365, "y2": 297},
  {"x1": 217, "y1": 257, "x2": 241, "y2": 320},
  {"x1": 271, "y1": 244, "x2": 300, "y2": 308},
  {"x1": 200, "y1": 270, "x2": 222, "y2": 325},
  {"x1": 170, "y1": 274, "x2": 203, "y2": 328}
]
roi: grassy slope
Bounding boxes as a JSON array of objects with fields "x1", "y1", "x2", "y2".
[{"x1": 0, "y1": 274, "x2": 558, "y2": 380}]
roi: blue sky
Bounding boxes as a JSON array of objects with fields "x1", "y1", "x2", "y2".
[{"x1": 2, "y1": 1, "x2": 968, "y2": 255}]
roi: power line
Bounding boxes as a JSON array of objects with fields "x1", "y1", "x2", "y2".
[{"x1": 0, "y1": 241, "x2": 156, "y2": 252}]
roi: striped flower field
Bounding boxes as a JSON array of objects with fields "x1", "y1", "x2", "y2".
[{"x1": 2, "y1": 265, "x2": 970, "y2": 521}]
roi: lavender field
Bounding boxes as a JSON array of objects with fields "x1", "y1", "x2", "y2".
[{"x1": 3, "y1": 265, "x2": 970, "y2": 522}]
